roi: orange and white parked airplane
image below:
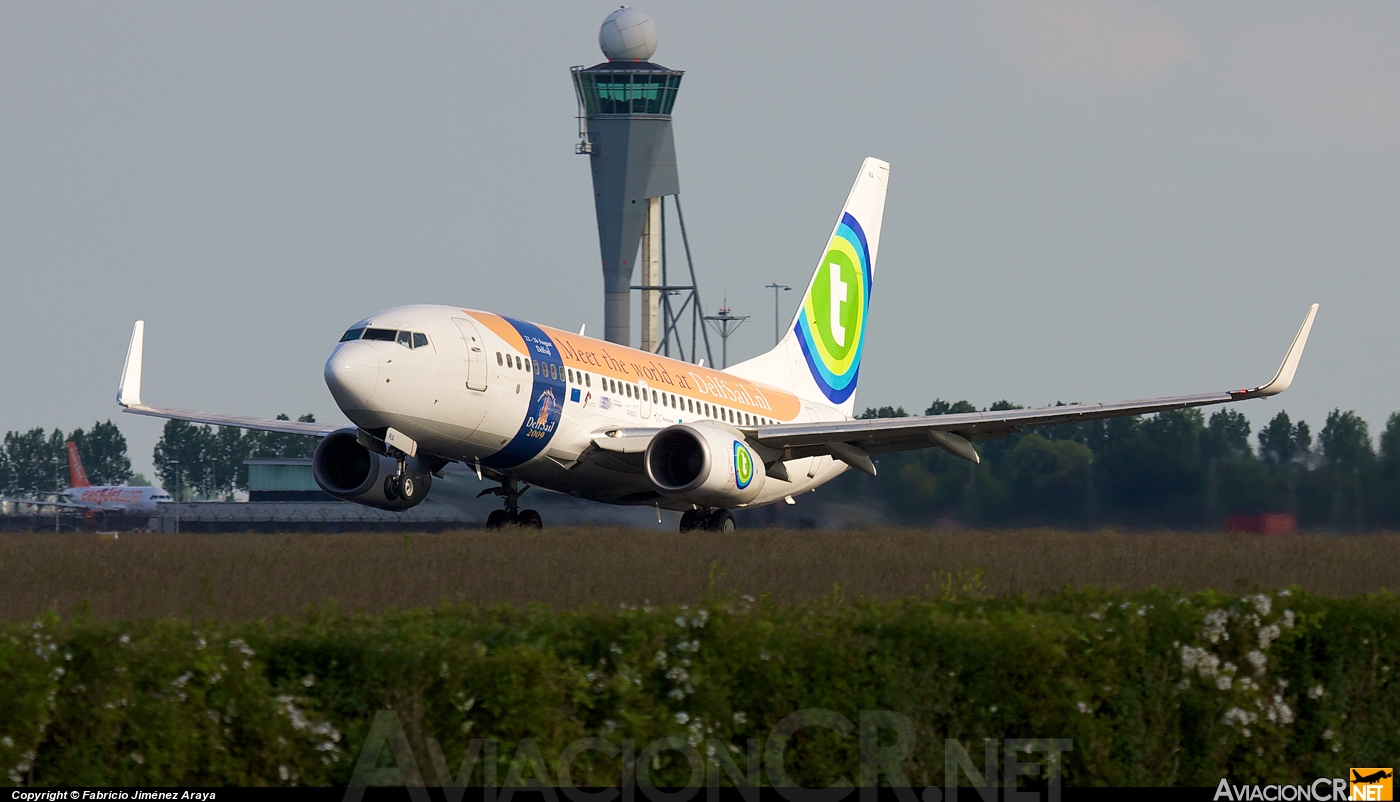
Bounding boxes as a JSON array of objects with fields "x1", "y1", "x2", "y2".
[{"x1": 0, "y1": 442, "x2": 171, "y2": 515}]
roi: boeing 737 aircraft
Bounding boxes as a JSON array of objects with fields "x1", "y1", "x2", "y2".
[
  {"x1": 115, "y1": 158, "x2": 1319, "y2": 531},
  {"x1": 0, "y1": 441, "x2": 172, "y2": 515}
]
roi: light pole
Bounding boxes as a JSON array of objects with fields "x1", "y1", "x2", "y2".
[
  {"x1": 172, "y1": 460, "x2": 180, "y2": 534},
  {"x1": 703, "y1": 297, "x2": 749, "y2": 369},
  {"x1": 764, "y1": 282, "x2": 791, "y2": 345},
  {"x1": 53, "y1": 457, "x2": 61, "y2": 533}
]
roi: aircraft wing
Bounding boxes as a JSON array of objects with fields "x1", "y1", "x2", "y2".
[
  {"x1": 116, "y1": 321, "x2": 339, "y2": 437},
  {"x1": 746, "y1": 304, "x2": 1319, "y2": 475},
  {"x1": 0, "y1": 497, "x2": 90, "y2": 510}
]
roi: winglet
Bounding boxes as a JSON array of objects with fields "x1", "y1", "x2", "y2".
[
  {"x1": 1242, "y1": 304, "x2": 1319, "y2": 399},
  {"x1": 117, "y1": 321, "x2": 144, "y2": 407}
]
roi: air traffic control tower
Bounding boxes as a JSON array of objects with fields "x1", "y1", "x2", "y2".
[{"x1": 572, "y1": 8, "x2": 685, "y2": 350}]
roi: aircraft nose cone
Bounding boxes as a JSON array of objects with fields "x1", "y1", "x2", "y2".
[{"x1": 325, "y1": 341, "x2": 379, "y2": 405}]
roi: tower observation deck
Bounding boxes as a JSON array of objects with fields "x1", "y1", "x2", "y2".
[{"x1": 572, "y1": 8, "x2": 710, "y2": 362}]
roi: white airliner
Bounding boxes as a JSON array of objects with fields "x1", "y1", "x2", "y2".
[
  {"x1": 114, "y1": 158, "x2": 1319, "y2": 531},
  {"x1": 0, "y1": 441, "x2": 172, "y2": 515}
]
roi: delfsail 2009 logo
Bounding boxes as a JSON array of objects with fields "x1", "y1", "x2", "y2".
[
  {"x1": 527, "y1": 388, "x2": 557, "y2": 437},
  {"x1": 794, "y1": 211, "x2": 871, "y2": 405},
  {"x1": 733, "y1": 441, "x2": 754, "y2": 489}
]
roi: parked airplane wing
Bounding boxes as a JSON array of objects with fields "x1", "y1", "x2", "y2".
[
  {"x1": 0, "y1": 497, "x2": 90, "y2": 510},
  {"x1": 116, "y1": 321, "x2": 339, "y2": 437},
  {"x1": 745, "y1": 304, "x2": 1320, "y2": 473}
]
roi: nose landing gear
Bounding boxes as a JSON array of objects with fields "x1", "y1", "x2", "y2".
[
  {"x1": 383, "y1": 453, "x2": 428, "y2": 505},
  {"x1": 478, "y1": 477, "x2": 543, "y2": 529}
]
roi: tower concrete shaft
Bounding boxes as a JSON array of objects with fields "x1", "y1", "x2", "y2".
[
  {"x1": 640, "y1": 197, "x2": 662, "y2": 352},
  {"x1": 572, "y1": 61, "x2": 682, "y2": 346}
]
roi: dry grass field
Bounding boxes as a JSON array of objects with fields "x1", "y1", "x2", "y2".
[{"x1": 2, "y1": 527, "x2": 1396, "y2": 620}]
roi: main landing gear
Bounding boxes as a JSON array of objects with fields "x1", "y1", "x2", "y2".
[
  {"x1": 678, "y1": 508, "x2": 735, "y2": 533},
  {"x1": 479, "y1": 477, "x2": 543, "y2": 529}
]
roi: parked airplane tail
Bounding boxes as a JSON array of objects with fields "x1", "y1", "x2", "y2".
[
  {"x1": 726, "y1": 157, "x2": 889, "y2": 416},
  {"x1": 66, "y1": 441, "x2": 91, "y2": 488}
]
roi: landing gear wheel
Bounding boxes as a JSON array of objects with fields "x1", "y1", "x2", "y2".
[
  {"x1": 516, "y1": 509, "x2": 543, "y2": 529},
  {"x1": 398, "y1": 474, "x2": 428, "y2": 505},
  {"x1": 707, "y1": 509, "x2": 736, "y2": 532},
  {"x1": 678, "y1": 510, "x2": 702, "y2": 533},
  {"x1": 384, "y1": 474, "x2": 401, "y2": 501},
  {"x1": 485, "y1": 510, "x2": 509, "y2": 529}
]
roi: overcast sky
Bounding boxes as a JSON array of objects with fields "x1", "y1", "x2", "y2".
[{"x1": 3, "y1": 1, "x2": 1398, "y2": 481}]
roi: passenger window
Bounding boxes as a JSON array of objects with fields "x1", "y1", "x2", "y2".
[
  {"x1": 586, "y1": 374, "x2": 591, "y2": 387},
  {"x1": 413, "y1": 333, "x2": 429, "y2": 349},
  {"x1": 339, "y1": 328, "x2": 365, "y2": 342},
  {"x1": 496, "y1": 352, "x2": 503, "y2": 366},
  {"x1": 551, "y1": 364, "x2": 558, "y2": 380},
  {"x1": 652, "y1": 390, "x2": 658, "y2": 403},
  {"x1": 515, "y1": 356, "x2": 522, "y2": 370},
  {"x1": 526, "y1": 359, "x2": 533, "y2": 373}
]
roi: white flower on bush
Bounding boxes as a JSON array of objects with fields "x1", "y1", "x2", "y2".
[
  {"x1": 1216, "y1": 675, "x2": 1233, "y2": 691},
  {"x1": 1257, "y1": 624, "x2": 1281, "y2": 650},
  {"x1": 1308, "y1": 685, "x2": 1325, "y2": 700},
  {"x1": 1181, "y1": 646, "x2": 1220, "y2": 679},
  {"x1": 1263, "y1": 694, "x2": 1294, "y2": 725},
  {"x1": 1201, "y1": 610, "x2": 1230, "y2": 644},
  {"x1": 675, "y1": 712, "x2": 690, "y2": 725},
  {"x1": 1281, "y1": 610, "x2": 1295, "y2": 629},
  {"x1": 1222, "y1": 707, "x2": 1256, "y2": 731},
  {"x1": 732, "y1": 712, "x2": 747, "y2": 725},
  {"x1": 1249, "y1": 594, "x2": 1272, "y2": 616},
  {"x1": 1246, "y1": 651, "x2": 1267, "y2": 675}
]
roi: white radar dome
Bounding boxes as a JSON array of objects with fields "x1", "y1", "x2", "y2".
[{"x1": 599, "y1": 7, "x2": 658, "y2": 61}]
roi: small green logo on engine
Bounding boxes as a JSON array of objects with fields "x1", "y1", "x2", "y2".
[{"x1": 734, "y1": 441, "x2": 754, "y2": 489}]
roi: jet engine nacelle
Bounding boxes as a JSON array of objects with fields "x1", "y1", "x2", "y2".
[
  {"x1": 313, "y1": 428, "x2": 431, "y2": 511},
  {"x1": 644, "y1": 423, "x2": 765, "y2": 508}
]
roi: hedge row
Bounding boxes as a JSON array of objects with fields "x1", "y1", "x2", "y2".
[{"x1": 1, "y1": 587, "x2": 1396, "y2": 787}]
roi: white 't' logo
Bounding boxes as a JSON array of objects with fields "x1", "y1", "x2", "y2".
[{"x1": 829, "y1": 264, "x2": 848, "y2": 347}]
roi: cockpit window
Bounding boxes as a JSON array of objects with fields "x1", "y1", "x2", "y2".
[
  {"x1": 340, "y1": 328, "x2": 365, "y2": 342},
  {"x1": 396, "y1": 330, "x2": 413, "y2": 347},
  {"x1": 362, "y1": 328, "x2": 397, "y2": 342},
  {"x1": 413, "y1": 333, "x2": 429, "y2": 349}
]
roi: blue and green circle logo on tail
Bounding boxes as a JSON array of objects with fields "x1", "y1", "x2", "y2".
[
  {"x1": 794, "y1": 212, "x2": 872, "y2": 404},
  {"x1": 733, "y1": 441, "x2": 754, "y2": 490}
]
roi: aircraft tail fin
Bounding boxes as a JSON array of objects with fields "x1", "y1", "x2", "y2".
[
  {"x1": 726, "y1": 158, "x2": 889, "y2": 416},
  {"x1": 66, "y1": 441, "x2": 91, "y2": 488}
]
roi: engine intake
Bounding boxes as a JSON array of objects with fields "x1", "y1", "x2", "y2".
[
  {"x1": 645, "y1": 423, "x2": 765, "y2": 507},
  {"x1": 313, "y1": 428, "x2": 431, "y2": 511}
]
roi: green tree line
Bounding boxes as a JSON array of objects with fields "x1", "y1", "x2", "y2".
[
  {"x1": 1, "y1": 416, "x2": 315, "y2": 500},
  {"x1": 0, "y1": 421, "x2": 132, "y2": 496},
  {"x1": 151, "y1": 415, "x2": 317, "y2": 499},
  {"x1": 827, "y1": 402, "x2": 1400, "y2": 530}
]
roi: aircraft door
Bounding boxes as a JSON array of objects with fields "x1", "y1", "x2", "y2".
[
  {"x1": 639, "y1": 380, "x2": 652, "y2": 420},
  {"x1": 452, "y1": 318, "x2": 489, "y2": 392}
]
